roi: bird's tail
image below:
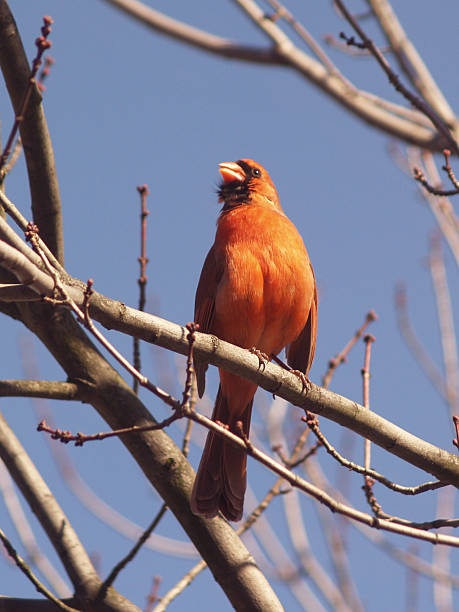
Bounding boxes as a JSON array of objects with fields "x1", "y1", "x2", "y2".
[{"x1": 191, "y1": 385, "x2": 252, "y2": 522}]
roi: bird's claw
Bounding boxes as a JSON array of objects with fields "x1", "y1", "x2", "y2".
[
  {"x1": 290, "y1": 370, "x2": 311, "y2": 393},
  {"x1": 249, "y1": 347, "x2": 270, "y2": 371}
]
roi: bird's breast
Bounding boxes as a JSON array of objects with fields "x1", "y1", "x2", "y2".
[{"x1": 212, "y1": 205, "x2": 314, "y2": 353}]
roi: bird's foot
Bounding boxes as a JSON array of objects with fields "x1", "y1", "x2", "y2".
[
  {"x1": 270, "y1": 355, "x2": 311, "y2": 393},
  {"x1": 290, "y1": 370, "x2": 312, "y2": 393},
  {"x1": 249, "y1": 347, "x2": 270, "y2": 371}
]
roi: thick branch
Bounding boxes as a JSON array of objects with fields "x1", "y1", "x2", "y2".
[
  {"x1": 0, "y1": 414, "x2": 141, "y2": 611},
  {"x1": 0, "y1": 234, "x2": 458, "y2": 487},
  {"x1": 102, "y1": 0, "x2": 451, "y2": 151},
  {"x1": 0, "y1": 379, "x2": 86, "y2": 400},
  {"x1": 0, "y1": 2, "x2": 64, "y2": 261},
  {"x1": 367, "y1": 0, "x2": 457, "y2": 127},
  {"x1": 2, "y1": 269, "x2": 283, "y2": 611},
  {"x1": 0, "y1": 599, "x2": 82, "y2": 612},
  {"x1": 101, "y1": 0, "x2": 286, "y2": 64},
  {"x1": 86, "y1": 297, "x2": 459, "y2": 488}
]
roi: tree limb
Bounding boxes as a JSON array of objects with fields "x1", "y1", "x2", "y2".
[
  {"x1": 0, "y1": 414, "x2": 141, "y2": 612},
  {"x1": 102, "y1": 0, "x2": 456, "y2": 151},
  {"x1": 0, "y1": 2, "x2": 64, "y2": 262},
  {"x1": 0, "y1": 234, "x2": 457, "y2": 488},
  {"x1": 367, "y1": 0, "x2": 457, "y2": 126}
]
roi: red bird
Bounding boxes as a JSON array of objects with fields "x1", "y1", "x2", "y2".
[{"x1": 191, "y1": 159, "x2": 317, "y2": 521}]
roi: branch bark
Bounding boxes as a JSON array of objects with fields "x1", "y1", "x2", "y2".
[
  {"x1": 102, "y1": 0, "x2": 458, "y2": 151},
  {"x1": 0, "y1": 232, "x2": 457, "y2": 488},
  {"x1": 0, "y1": 414, "x2": 141, "y2": 612},
  {"x1": 0, "y1": 1, "x2": 64, "y2": 262}
]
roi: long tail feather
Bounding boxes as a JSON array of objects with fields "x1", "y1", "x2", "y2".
[{"x1": 191, "y1": 386, "x2": 252, "y2": 521}]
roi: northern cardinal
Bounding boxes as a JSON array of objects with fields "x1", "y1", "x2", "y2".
[{"x1": 191, "y1": 159, "x2": 317, "y2": 521}]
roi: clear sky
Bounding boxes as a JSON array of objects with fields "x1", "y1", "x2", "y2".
[{"x1": 1, "y1": 1, "x2": 459, "y2": 611}]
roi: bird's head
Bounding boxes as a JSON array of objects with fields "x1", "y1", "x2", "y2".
[{"x1": 217, "y1": 159, "x2": 282, "y2": 212}]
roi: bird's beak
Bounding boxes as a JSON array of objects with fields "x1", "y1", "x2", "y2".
[{"x1": 218, "y1": 162, "x2": 246, "y2": 183}]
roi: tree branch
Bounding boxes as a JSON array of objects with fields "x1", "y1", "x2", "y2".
[
  {"x1": 366, "y1": 0, "x2": 457, "y2": 127},
  {"x1": 101, "y1": 0, "x2": 287, "y2": 64},
  {"x1": 0, "y1": 2, "x2": 64, "y2": 262},
  {"x1": 0, "y1": 528, "x2": 78, "y2": 612},
  {"x1": 0, "y1": 414, "x2": 141, "y2": 611},
  {"x1": 102, "y1": 0, "x2": 452, "y2": 151},
  {"x1": 0, "y1": 232, "x2": 458, "y2": 488},
  {"x1": 0, "y1": 379, "x2": 86, "y2": 400}
]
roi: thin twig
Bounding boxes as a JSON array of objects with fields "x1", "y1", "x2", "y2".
[
  {"x1": 413, "y1": 167, "x2": 459, "y2": 198},
  {"x1": 264, "y1": 0, "x2": 354, "y2": 85},
  {"x1": 145, "y1": 576, "x2": 162, "y2": 612},
  {"x1": 37, "y1": 416, "x2": 182, "y2": 446},
  {"x1": 433, "y1": 487, "x2": 455, "y2": 611},
  {"x1": 0, "y1": 191, "x2": 66, "y2": 276},
  {"x1": 324, "y1": 33, "x2": 391, "y2": 56},
  {"x1": 97, "y1": 504, "x2": 168, "y2": 602},
  {"x1": 366, "y1": 0, "x2": 457, "y2": 125},
  {"x1": 0, "y1": 528, "x2": 78, "y2": 612},
  {"x1": 442, "y1": 149, "x2": 459, "y2": 190},
  {"x1": 0, "y1": 17, "x2": 53, "y2": 178},
  {"x1": 37, "y1": 322, "x2": 200, "y2": 445},
  {"x1": 3, "y1": 221, "x2": 459, "y2": 489},
  {"x1": 154, "y1": 412, "x2": 319, "y2": 611},
  {"x1": 0, "y1": 463, "x2": 70, "y2": 597},
  {"x1": 429, "y1": 233, "x2": 459, "y2": 416},
  {"x1": 322, "y1": 310, "x2": 378, "y2": 388},
  {"x1": 305, "y1": 456, "x2": 459, "y2": 584},
  {"x1": 395, "y1": 283, "x2": 449, "y2": 401},
  {"x1": 362, "y1": 335, "x2": 375, "y2": 508},
  {"x1": 133, "y1": 184, "x2": 150, "y2": 393},
  {"x1": 303, "y1": 411, "x2": 446, "y2": 495},
  {"x1": 2, "y1": 56, "x2": 55, "y2": 179},
  {"x1": 26, "y1": 224, "x2": 183, "y2": 410},
  {"x1": 334, "y1": 0, "x2": 459, "y2": 155},
  {"x1": 420, "y1": 151, "x2": 459, "y2": 267}
]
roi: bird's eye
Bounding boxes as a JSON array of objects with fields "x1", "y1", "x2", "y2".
[{"x1": 252, "y1": 168, "x2": 261, "y2": 177}]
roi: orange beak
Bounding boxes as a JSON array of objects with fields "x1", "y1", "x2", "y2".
[{"x1": 218, "y1": 162, "x2": 246, "y2": 183}]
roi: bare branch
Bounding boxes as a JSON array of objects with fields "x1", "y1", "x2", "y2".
[
  {"x1": 133, "y1": 184, "x2": 150, "y2": 394},
  {"x1": 304, "y1": 411, "x2": 446, "y2": 495},
  {"x1": 322, "y1": 310, "x2": 378, "y2": 388},
  {"x1": 410, "y1": 150, "x2": 459, "y2": 268},
  {"x1": 395, "y1": 283, "x2": 450, "y2": 403},
  {"x1": 0, "y1": 414, "x2": 141, "y2": 611},
  {"x1": 0, "y1": 17, "x2": 53, "y2": 176},
  {"x1": 0, "y1": 190, "x2": 66, "y2": 276},
  {"x1": 333, "y1": 0, "x2": 459, "y2": 154},
  {"x1": 0, "y1": 233, "x2": 458, "y2": 488},
  {"x1": 102, "y1": 0, "x2": 286, "y2": 64},
  {"x1": 0, "y1": 379, "x2": 86, "y2": 400},
  {"x1": 433, "y1": 487, "x2": 455, "y2": 611},
  {"x1": 0, "y1": 463, "x2": 71, "y2": 597},
  {"x1": 367, "y1": 0, "x2": 457, "y2": 126},
  {"x1": 429, "y1": 233, "x2": 459, "y2": 416},
  {"x1": 1, "y1": 265, "x2": 284, "y2": 609},
  {"x1": 0, "y1": 528, "x2": 78, "y2": 612},
  {"x1": 103, "y1": 0, "x2": 449, "y2": 150},
  {"x1": 98, "y1": 504, "x2": 168, "y2": 602},
  {"x1": 304, "y1": 457, "x2": 459, "y2": 585},
  {"x1": 180, "y1": 408, "x2": 459, "y2": 545},
  {"x1": 0, "y1": 2, "x2": 64, "y2": 261}
]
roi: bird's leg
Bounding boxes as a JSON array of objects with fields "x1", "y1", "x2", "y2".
[
  {"x1": 271, "y1": 354, "x2": 311, "y2": 392},
  {"x1": 249, "y1": 347, "x2": 270, "y2": 371}
]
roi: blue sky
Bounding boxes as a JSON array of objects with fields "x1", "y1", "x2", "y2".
[{"x1": 1, "y1": 1, "x2": 459, "y2": 610}]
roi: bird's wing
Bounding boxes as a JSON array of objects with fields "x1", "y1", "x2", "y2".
[
  {"x1": 194, "y1": 245, "x2": 221, "y2": 396},
  {"x1": 286, "y1": 263, "x2": 317, "y2": 375}
]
